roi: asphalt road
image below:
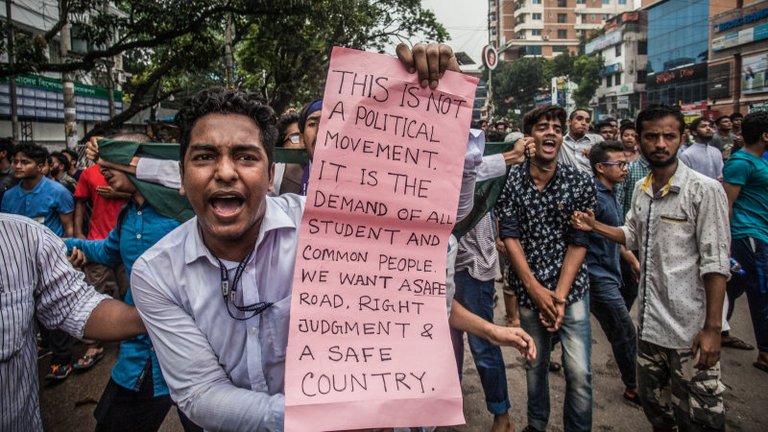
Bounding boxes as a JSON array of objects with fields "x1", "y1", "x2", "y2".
[{"x1": 39, "y1": 283, "x2": 768, "y2": 431}]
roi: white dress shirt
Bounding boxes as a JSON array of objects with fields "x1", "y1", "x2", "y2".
[{"x1": 559, "y1": 132, "x2": 604, "y2": 173}]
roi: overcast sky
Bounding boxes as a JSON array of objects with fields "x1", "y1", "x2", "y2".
[{"x1": 421, "y1": 0, "x2": 488, "y2": 68}]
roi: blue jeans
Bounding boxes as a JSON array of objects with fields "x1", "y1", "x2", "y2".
[
  {"x1": 520, "y1": 296, "x2": 592, "y2": 432},
  {"x1": 452, "y1": 270, "x2": 511, "y2": 415},
  {"x1": 590, "y1": 282, "x2": 637, "y2": 389},
  {"x1": 728, "y1": 237, "x2": 768, "y2": 352}
]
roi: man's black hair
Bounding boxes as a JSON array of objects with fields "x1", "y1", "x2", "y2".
[
  {"x1": 605, "y1": 116, "x2": 617, "y2": 124},
  {"x1": 715, "y1": 115, "x2": 731, "y2": 125},
  {"x1": 689, "y1": 117, "x2": 709, "y2": 132},
  {"x1": 276, "y1": 111, "x2": 300, "y2": 148},
  {"x1": 635, "y1": 105, "x2": 685, "y2": 137},
  {"x1": 597, "y1": 120, "x2": 613, "y2": 131},
  {"x1": 11, "y1": 143, "x2": 49, "y2": 165},
  {"x1": 61, "y1": 148, "x2": 78, "y2": 162},
  {"x1": 523, "y1": 105, "x2": 567, "y2": 136},
  {"x1": 175, "y1": 87, "x2": 277, "y2": 167},
  {"x1": 740, "y1": 111, "x2": 768, "y2": 146},
  {"x1": 50, "y1": 151, "x2": 70, "y2": 171},
  {"x1": 0, "y1": 137, "x2": 14, "y2": 159},
  {"x1": 619, "y1": 123, "x2": 636, "y2": 135},
  {"x1": 730, "y1": 112, "x2": 744, "y2": 121},
  {"x1": 589, "y1": 140, "x2": 625, "y2": 175},
  {"x1": 568, "y1": 108, "x2": 591, "y2": 121}
]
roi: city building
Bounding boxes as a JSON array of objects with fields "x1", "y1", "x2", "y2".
[
  {"x1": 488, "y1": 0, "x2": 636, "y2": 60},
  {"x1": 0, "y1": 0, "x2": 126, "y2": 147},
  {"x1": 586, "y1": 10, "x2": 647, "y2": 119},
  {"x1": 642, "y1": 0, "x2": 736, "y2": 109},
  {"x1": 710, "y1": 0, "x2": 768, "y2": 115}
]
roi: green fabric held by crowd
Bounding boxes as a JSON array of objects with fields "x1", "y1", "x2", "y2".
[
  {"x1": 452, "y1": 141, "x2": 514, "y2": 239},
  {"x1": 97, "y1": 139, "x2": 194, "y2": 223}
]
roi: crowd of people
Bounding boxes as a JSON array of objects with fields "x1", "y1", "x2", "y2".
[{"x1": 1, "y1": 43, "x2": 766, "y2": 432}]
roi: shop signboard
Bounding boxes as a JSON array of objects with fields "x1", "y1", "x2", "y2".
[{"x1": 742, "y1": 53, "x2": 768, "y2": 95}]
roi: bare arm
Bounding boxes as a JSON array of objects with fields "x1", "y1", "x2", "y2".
[
  {"x1": 449, "y1": 300, "x2": 536, "y2": 360},
  {"x1": 692, "y1": 273, "x2": 726, "y2": 369},
  {"x1": 83, "y1": 299, "x2": 146, "y2": 340},
  {"x1": 555, "y1": 244, "x2": 587, "y2": 301},
  {"x1": 722, "y1": 182, "x2": 741, "y2": 220},
  {"x1": 74, "y1": 199, "x2": 87, "y2": 239},
  {"x1": 59, "y1": 212, "x2": 74, "y2": 238},
  {"x1": 571, "y1": 209, "x2": 627, "y2": 244}
]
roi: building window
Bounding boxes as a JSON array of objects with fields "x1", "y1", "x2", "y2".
[
  {"x1": 615, "y1": 44, "x2": 622, "y2": 56},
  {"x1": 603, "y1": 0, "x2": 610, "y2": 4},
  {"x1": 637, "y1": 69, "x2": 647, "y2": 84},
  {"x1": 557, "y1": 0, "x2": 567, "y2": 7},
  {"x1": 615, "y1": 73, "x2": 621, "y2": 85},
  {"x1": 577, "y1": 0, "x2": 585, "y2": 4},
  {"x1": 532, "y1": 29, "x2": 542, "y2": 36},
  {"x1": 553, "y1": 45, "x2": 568, "y2": 53},
  {"x1": 557, "y1": 13, "x2": 567, "y2": 23},
  {"x1": 526, "y1": 45, "x2": 543, "y2": 56},
  {"x1": 638, "y1": 40, "x2": 647, "y2": 55},
  {"x1": 606, "y1": 75, "x2": 612, "y2": 87},
  {"x1": 532, "y1": 0, "x2": 542, "y2": 3},
  {"x1": 533, "y1": 13, "x2": 542, "y2": 20},
  {"x1": 558, "y1": 29, "x2": 568, "y2": 39},
  {"x1": 619, "y1": 0, "x2": 627, "y2": 4}
]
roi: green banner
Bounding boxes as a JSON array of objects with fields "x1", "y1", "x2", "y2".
[{"x1": 1, "y1": 73, "x2": 123, "y2": 100}]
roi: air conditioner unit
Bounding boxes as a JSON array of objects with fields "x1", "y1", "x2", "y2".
[{"x1": 542, "y1": 35, "x2": 549, "y2": 41}]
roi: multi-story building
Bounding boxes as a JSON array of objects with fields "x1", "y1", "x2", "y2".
[
  {"x1": 0, "y1": 0, "x2": 126, "y2": 147},
  {"x1": 489, "y1": 0, "x2": 636, "y2": 60},
  {"x1": 710, "y1": 0, "x2": 768, "y2": 116},
  {"x1": 586, "y1": 11, "x2": 647, "y2": 119},
  {"x1": 642, "y1": 0, "x2": 736, "y2": 109}
]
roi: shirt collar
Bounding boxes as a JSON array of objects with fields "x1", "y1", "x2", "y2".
[
  {"x1": 641, "y1": 160, "x2": 687, "y2": 197},
  {"x1": 184, "y1": 196, "x2": 298, "y2": 265},
  {"x1": 595, "y1": 179, "x2": 612, "y2": 194}
]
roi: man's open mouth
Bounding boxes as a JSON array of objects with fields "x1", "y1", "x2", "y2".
[
  {"x1": 542, "y1": 139, "x2": 557, "y2": 152},
  {"x1": 210, "y1": 193, "x2": 245, "y2": 217}
]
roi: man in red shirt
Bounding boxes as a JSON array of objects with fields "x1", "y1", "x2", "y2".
[{"x1": 72, "y1": 163, "x2": 131, "y2": 369}]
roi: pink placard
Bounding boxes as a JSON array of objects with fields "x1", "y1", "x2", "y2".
[{"x1": 285, "y1": 47, "x2": 478, "y2": 431}]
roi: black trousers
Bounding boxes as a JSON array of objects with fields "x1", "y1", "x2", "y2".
[{"x1": 94, "y1": 370, "x2": 202, "y2": 432}]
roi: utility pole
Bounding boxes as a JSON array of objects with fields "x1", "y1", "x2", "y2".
[
  {"x1": 59, "y1": 0, "x2": 76, "y2": 149},
  {"x1": 6, "y1": 0, "x2": 19, "y2": 140}
]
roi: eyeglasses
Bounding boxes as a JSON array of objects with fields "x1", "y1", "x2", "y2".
[
  {"x1": 283, "y1": 133, "x2": 301, "y2": 145},
  {"x1": 599, "y1": 161, "x2": 628, "y2": 169}
]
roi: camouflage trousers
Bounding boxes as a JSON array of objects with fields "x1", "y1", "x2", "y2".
[{"x1": 637, "y1": 339, "x2": 726, "y2": 431}]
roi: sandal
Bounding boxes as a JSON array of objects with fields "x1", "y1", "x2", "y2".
[
  {"x1": 722, "y1": 335, "x2": 755, "y2": 350},
  {"x1": 72, "y1": 349, "x2": 105, "y2": 371},
  {"x1": 623, "y1": 390, "x2": 641, "y2": 406}
]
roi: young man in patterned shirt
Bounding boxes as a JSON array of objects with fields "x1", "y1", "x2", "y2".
[
  {"x1": 496, "y1": 105, "x2": 596, "y2": 432},
  {"x1": 573, "y1": 105, "x2": 731, "y2": 432}
]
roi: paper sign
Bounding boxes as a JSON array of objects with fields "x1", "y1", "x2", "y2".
[{"x1": 285, "y1": 46, "x2": 478, "y2": 431}]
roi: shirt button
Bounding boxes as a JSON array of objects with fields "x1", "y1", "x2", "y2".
[
  {"x1": 136, "y1": 234, "x2": 142, "y2": 239},
  {"x1": 137, "y1": 210, "x2": 142, "y2": 215},
  {"x1": 251, "y1": 326, "x2": 258, "y2": 334}
]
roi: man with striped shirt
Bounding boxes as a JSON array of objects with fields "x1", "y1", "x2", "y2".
[{"x1": 0, "y1": 213, "x2": 145, "y2": 431}]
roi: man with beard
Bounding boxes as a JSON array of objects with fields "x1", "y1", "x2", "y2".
[
  {"x1": 711, "y1": 115, "x2": 738, "y2": 158},
  {"x1": 572, "y1": 105, "x2": 730, "y2": 432},
  {"x1": 559, "y1": 108, "x2": 603, "y2": 173},
  {"x1": 679, "y1": 118, "x2": 724, "y2": 180},
  {"x1": 50, "y1": 151, "x2": 78, "y2": 193},
  {"x1": 496, "y1": 105, "x2": 595, "y2": 432}
]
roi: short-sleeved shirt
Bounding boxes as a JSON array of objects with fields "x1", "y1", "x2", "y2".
[
  {"x1": 1, "y1": 176, "x2": 74, "y2": 237},
  {"x1": 620, "y1": 162, "x2": 731, "y2": 349},
  {"x1": 496, "y1": 161, "x2": 596, "y2": 310},
  {"x1": 723, "y1": 150, "x2": 768, "y2": 243},
  {"x1": 587, "y1": 180, "x2": 623, "y2": 288},
  {"x1": 74, "y1": 165, "x2": 127, "y2": 240}
]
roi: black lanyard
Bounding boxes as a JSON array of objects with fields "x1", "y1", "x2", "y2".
[{"x1": 216, "y1": 249, "x2": 273, "y2": 321}]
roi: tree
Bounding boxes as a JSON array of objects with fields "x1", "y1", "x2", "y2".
[
  {"x1": 571, "y1": 55, "x2": 602, "y2": 108},
  {"x1": 236, "y1": 0, "x2": 448, "y2": 114},
  {"x1": 488, "y1": 57, "x2": 548, "y2": 119}
]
